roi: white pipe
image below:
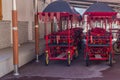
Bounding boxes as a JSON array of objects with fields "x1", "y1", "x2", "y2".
[
  {"x1": 13, "y1": 65, "x2": 19, "y2": 76},
  {"x1": 34, "y1": 0, "x2": 38, "y2": 14},
  {"x1": 12, "y1": 0, "x2": 16, "y2": 10},
  {"x1": 36, "y1": 54, "x2": 39, "y2": 62},
  {"x1": 84, "y1": 15, "x2": 88, "y2": 22}
]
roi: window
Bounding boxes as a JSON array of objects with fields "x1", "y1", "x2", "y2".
[{"x1": 0, "y1": 0, "x2": 2, "y2": 20}]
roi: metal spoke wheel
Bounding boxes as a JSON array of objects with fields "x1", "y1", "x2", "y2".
[{"x1": 113, "y1": 42, "x2": 120, "y2": 53}]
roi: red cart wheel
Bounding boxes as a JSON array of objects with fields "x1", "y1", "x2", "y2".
[
  {"x1": 67, "y1": 53, "x2": 71, "y2": 66},
  {"x1": 113, "y1": 42, "x2": 120, "y2": 53},
  {"x1": 109, "y1": 52, "x2": 112, "y2": 67},
  {"x1": 45, "y1": 53, "x2": 49, "y2": 66}
]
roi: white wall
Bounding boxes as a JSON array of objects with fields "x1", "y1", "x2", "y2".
[
  {"x1": 2, "y1": 0, "x2": 12, "y2": 20},
  {"x1": 2, "y1": 0, "x2": 34, "y2": 21},
  {"x1": 2, "y1": 0, "x2": 53, "y2": 41},
  {"x1": 2, "y1": 0, "x2": 34, "y2": 41},
  {"x1": 0, "y1": 21, "x2": 11, "y2": 49},
  {"x1": 16, "y1": 0, "x2": 28, "y2": 21}
]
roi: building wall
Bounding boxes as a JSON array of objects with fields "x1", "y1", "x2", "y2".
[
  {"x1": 0, "y1": 21, "x2": 29, "y2": 49},
  {"x1": 18, "y1": 21, "x2": 29, "y2": 44},
  {"x1": 2, "y1": 0, "x2": 52, "y2": 43},
  {"x1": 32, "y1": 22, "x2": 51, "y2": 40},
  {"x1": 2, "y1": 0, "x2": 12, "y2": 20},
  {"x1": 2, "y1": 0, "x2": 34, "y2": 21},
  {"x1": 0, "y1": 0, "x2": 54, "y2": 49},
  {"x1": 0, "y1": 21, "x2": 11, "y2": 49}
]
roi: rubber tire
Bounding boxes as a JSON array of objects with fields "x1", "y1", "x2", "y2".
[
  {"x1": 109, "y1": 53, "x2": 112, "y2": 67},
  {"x1": 86, "y1": 55, "x2": 89, "y2": 66},
  {"x1": 74, "y1": 49, "x2": 79, "y2": 59}
]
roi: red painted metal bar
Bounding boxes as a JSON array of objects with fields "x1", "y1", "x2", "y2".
[
  {"x1": 71, "y1": 16, "x2": 73, "y2": 28},
  {"x1": 44, "y1": 13, "x2": 48, "y2": 36},
  {"x1": 45, "y1": 13, "x2": 48, "y2": 50},
  {"x1": 89, "y1": 58, "x2": 108, "y2": 60},
  {"x1": 56, "y1": 12, "x2": 60, "y2": 30},
  {"x1": 67, "y1": 17, "x2": 70, "y2": 51}
]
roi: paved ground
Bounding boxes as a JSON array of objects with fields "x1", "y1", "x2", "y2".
[
  {"x1": 1, "y1": 43, "x2": 120, "y2": 80},
  {"x1": 1, "y1": 55, "x2": 120, "y2": 80}
]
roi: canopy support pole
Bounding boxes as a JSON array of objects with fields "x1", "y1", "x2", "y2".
[
  {"x1": 34, "y1": 0, "x2": 39, "y2": 62},
  {"x1": 12, "y1": 0, "x2": 19, "y2": 76}
]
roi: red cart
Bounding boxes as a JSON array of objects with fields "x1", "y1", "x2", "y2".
[
  {"x1": 38, "y1": 1, "x2": 83, "y2": 66},
  {"x1": 83, "y1": 2, "x2": 117, "y2": 66}
]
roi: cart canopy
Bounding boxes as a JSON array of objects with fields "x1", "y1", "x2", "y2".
[
  {"x1": 42, "y1": 0, "x2": 81, "y2": 20},
  {"x1": 43, "y1": 0, "x2": 76, "y2": 14},
  {"x1": 84, "y1": 2, "x2": 117, "y2": 16}
]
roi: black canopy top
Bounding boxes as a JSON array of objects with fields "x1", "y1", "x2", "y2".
[
  {"x1": 43, "y1": 0, "x2": 75, "y2": 13},
  {"x1": 85, "y1": 2, "x2": 114, "y2": 13}
]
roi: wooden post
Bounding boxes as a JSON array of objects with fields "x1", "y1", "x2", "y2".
[
  {"x1": 34, "y1": 0, "x2": 39, "y2": 62},
  {"x1": 12, "y1": 0, "x2": 19, "y2": 76},
  {"x1": 0, "y1": 0, "x2": 2, "y2": 20}
]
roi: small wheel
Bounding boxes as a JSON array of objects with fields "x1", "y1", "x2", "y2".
[
  {"x1": 109, "y1": 53, "x2": 112, "y2": 67},
  {"x1": 67, "y1": 53, "x2": 71, "y2": 66},
  {"x1": 86, "y1": 55, "x2": 89, "y2": 66},
  {"x1": 45, "y1": 53, "x2": 49, "y2": 66},
  {"x1": 75, "y1": 49, "x2": 79, "y2": 57},
  {"x1": 74, "y1": 49, "x2": 79, "y2": 59},
  {"x1": 113, "y1": 42, "x2": 120, "y2": 53}
]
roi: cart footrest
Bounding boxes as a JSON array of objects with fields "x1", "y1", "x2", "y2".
[
  {"x1": 48, "y1": 43, "x2": 73, "y2": 47},
  {"x1": 88, "y1": 44, "x2": 110, "y2": 47},
  {"x1": 95, "y1": 54, "x2": 102, "y2": 59},
  {"x1": 56, "y1": 53, "x2": 66, "y2": 58}
]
